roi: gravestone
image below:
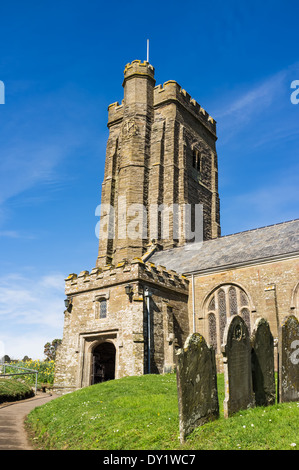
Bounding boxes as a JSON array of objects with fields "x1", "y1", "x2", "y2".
[
  {"x1": 222, "y1": 315, "x2": 255, "y2": 418},
  {"x1": 251, "y1": 318, "x2": 275, "y2": 406},
  {"x1": 176, "y1": 333, "x2": 219, "y2": 443},
  {"x1": 278, "y1": 315, "x2": 299, "y2": 403}
]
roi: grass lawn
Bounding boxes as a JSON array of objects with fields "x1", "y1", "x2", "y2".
[
  {"x1": 0, "y1": 378, "x2": 34, "y2": 403},
  {"x1": 25, "y1": 373, "x2": 299, "y2": 450}
]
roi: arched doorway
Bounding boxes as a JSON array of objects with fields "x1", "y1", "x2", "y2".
[{"x1": 91, "y1": 342, "x2": 116, "y2": 385}]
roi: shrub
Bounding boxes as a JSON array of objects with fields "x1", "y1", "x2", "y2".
[
  {"x1": 0, "y1": 378, "x2": 34, "y2": 403},
  {"x1": 4, "y1": 360, "x2": 55, "y2": 387}
]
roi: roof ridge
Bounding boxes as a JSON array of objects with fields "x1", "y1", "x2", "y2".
[
  {"x1": 219, "y1": 218, "x2": 299, "y2": 240},
  {"x1": 149, "y1": 218, "x2": 299, "y2": 259}
]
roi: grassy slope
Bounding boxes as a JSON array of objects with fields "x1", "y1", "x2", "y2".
[
  {"x1": 25, "y1": 374, "x2": 299, "y2": 450},
  {"x1": 0, "y1": 378, "x2": 34, "y2": 403}
]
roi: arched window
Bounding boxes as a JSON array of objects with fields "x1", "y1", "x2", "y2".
[
  {"x1": 208, "y1": 313, "x2": 217, "y2": 350},
  {"x1": 99, "y1": 299, "x2": 107, "y2": 318},
  {"x1": 206, "y1": 284, "x2": 251, "y2": 352},
  {"x1": 192, "y1": 149, "x2": 197, "y2": 168},
  {"x1": 291, "y1": 281, "x2": 299, "y2": 318},
  {"x1": 94, "y1": 294, "x2": 109, "y2": 319},
  {"x1": 241, "y1": 308, "x2": 251, "y2": 332},
  {"x1": 229, "y1": 286, "x2": 238, "y2": 316},
  {"x1": 192, "y1": 148, "x2": 201, "y2": 172},
  {"x1": 218, "y1": 288, "x2": 227, "y2": 342}
]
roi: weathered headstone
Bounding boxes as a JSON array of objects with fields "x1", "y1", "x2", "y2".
[
  {"x1": 222, "y1": 315, "x2": 255, "y2": 418},
  {"x1": 176, "y1": 333, "x2": 219, "y2": 443},
  {"x1": 278, "y1": 315, "x2": 299, "y2": 403},
  {"x1": 251, "y1": 318, "x2": 276, "y2": 406}
]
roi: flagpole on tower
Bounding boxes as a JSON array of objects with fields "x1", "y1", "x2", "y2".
[{"x1": 147, "y1": 39, "x2": 149, "y2": 63}]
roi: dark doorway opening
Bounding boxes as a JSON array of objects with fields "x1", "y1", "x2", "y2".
[{"x1": 91, "y1": 342, "x2": 116, "y2": 385}]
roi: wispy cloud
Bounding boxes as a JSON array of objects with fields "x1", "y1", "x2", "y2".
[
  {"x1": 0, "y1": 271, "x2": 65, "y2": 359},
  {"x1": 0, "y1": 332, "x2": 55, "y2": 361},
  {"x1": 213, "y1": 63, "x2": 299, "y2": 145},
  {"x1": 216, "y1": 70, "x2": 286, "y2": 121},
  {"x1": 0, "y1": 141, "x2": 69, "y2": 211},
  {"x1": 0, "y1": 272, "x2": 65, "y2": 325},
  {"x1": 221, "y1": 162, "x2": 299, "y2": 234},
  {"x1": 0, "y1": 81, "x2": 104, "y2": 227},
  {"x1": 0, "y1": 229, "x2": 37, "y2": 239},
  {"x1": 0, "y1": 230, "x2": 20, "y2": 238}
]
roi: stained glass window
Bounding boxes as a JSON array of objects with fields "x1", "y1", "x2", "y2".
[
  {"x1": 208, "y1": 295, "x2": 215, "y2": 312},
  {"x1": 208, "y1": 313, "x2": 217, "y2": 350},
  {"x1": 229, "y1": 286, "x2": 238, "y2": 316},
  {"x1": 241, "y1": 308, "x2": 251, "y2": 332},
  {"x1": 240, "y1": 290, "x2": 249, "y2": 307},
  {"x1": 218, "y1": 289, "x2": 227, "y2": 342},
  {"x1": 206, "y1": 285, "x2": 251, "y2": 353}
]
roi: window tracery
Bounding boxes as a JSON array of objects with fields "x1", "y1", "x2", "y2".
[{"x1": 206, "y1": 284, "x2": 251, "y2": 352}]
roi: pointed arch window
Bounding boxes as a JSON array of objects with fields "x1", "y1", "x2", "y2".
[
  {"x1": 192, "y1": 148, "x2": 201, "y2": 172},
  {"x1": 291, "y1": 281, "x2": 299, "y2": 318},
  {"x1": 208, "y1": 313, "x2": 217, "y2": 350},
  {"x1": 218, "y1": 288, "x2": 227, "y2": 342},
  {"x1": 99, "y1": 299, "x2": 107, "y2": 318},
  {"x1": 206, "y1": 284, "x2": 251, "y2": 352},
  {"x1": 94, "y1": 292, "x2": 109, "y2": 319},
  {"x1": 229, "y1": 286, "x2": 238, "y2": 316}
]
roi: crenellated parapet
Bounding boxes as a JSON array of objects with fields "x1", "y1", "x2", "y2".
[
  {"x1": 107, "y1": 61, "x2": 216, "y2": 135},
  {"x1": 107, "y1": 101, "x2": 124, "y2": 127},
  {"x1": 101, "y1": 58, "x2": 220, "y2": 267},
  {"x1": 65, "y1": 259, "x2": 189, "y2": 297},
  {"x1": 107, "y1": 60, "x2": 155, "y2": 127},
  {"x1": 123, "y1": 60, "x2": 155, "y2": 83},
  {"x1": 154, "y1": 80, "x2": 216, "y2": 136}
]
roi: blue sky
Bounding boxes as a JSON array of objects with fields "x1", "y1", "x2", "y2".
[{"x1": 0, "y1": 0, "x2": 298, "y2": 359}]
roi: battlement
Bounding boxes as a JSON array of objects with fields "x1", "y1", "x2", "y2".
[
  {"x1": 107, "y1": 61, "x2": 216, "y2": 135},
  {"x1": 123, "y1": 60, "x2": 155, "y2": 82},
  {"x1": 107, "y1": 100, "x2": 124, "y2": 126},
  {"x1": 154, "y1": 80, "x2": 216, "y2": 136},
  {"x1": 65, "y1": 259, "x2": 189, "y2": 296}
]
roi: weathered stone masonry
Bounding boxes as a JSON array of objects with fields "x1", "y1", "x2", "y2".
[
  {"x1": 151, "y1": 219, "x2": 299, "y2": 372},
  {"x1": 54, "y1": 60, "x2": 298, "y2": 394},
  {"x1": 97, "y1": 60, "x2": 220, "y2": 269},
  {"x1": 54, "y1": 258, "x2": 189, "y2": 394}
]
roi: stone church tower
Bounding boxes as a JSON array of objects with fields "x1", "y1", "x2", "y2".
[
  {"x1": 97, "y1": 59, "x2": 220, "y2": 267},
  {"x1": 53, "y1": 59, "x2": 221, "y2": 394},
  {"x1": 53, "y1": 59, "x2": 299, "y2": 394}
]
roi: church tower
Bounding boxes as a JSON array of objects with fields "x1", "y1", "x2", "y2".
[
  {"x1": 97, "y1": 59, "x2": 221, "y2": 268},
  {"x1": 54, "y1": 59, "x2": 222, "y2": 394},
  {"x1": 97, "y1": 60, "x2": 155, "y2": 267},
  {"x1": 53, "y1": 59, "x2": 299, "y2": 397}
]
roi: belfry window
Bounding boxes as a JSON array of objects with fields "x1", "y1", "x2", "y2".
[
  {"x1": 192, "y1": 149, "x2": 197, "y2": 168},
  {"x1": 192, "y1": 149, "x2": 201, "y2": 172},
  {"x1": 206, "y1": 284, "x2": 251, "y2": 353}
]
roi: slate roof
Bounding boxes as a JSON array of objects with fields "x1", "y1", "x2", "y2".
[{"x1": 149, "y1": 219, "x2": 299, "y2": 275}]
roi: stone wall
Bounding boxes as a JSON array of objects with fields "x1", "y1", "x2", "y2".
[
  {"x1": 53, "y1": 259, "x2": 189, "y2": 394},
  {"x1": 191, "y1": 256, "x2": 299, "y2": 371},
  {"x1": 97, "y1": 60, "x2": 221, "y2": 269}
]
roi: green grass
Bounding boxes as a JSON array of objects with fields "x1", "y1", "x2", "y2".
[
  {"x1": 25, "y1": 373, "x2": 299, "y2": 450},
  {"x1": 0, "y1": 378, "x2": 35, "y2": 404}
]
